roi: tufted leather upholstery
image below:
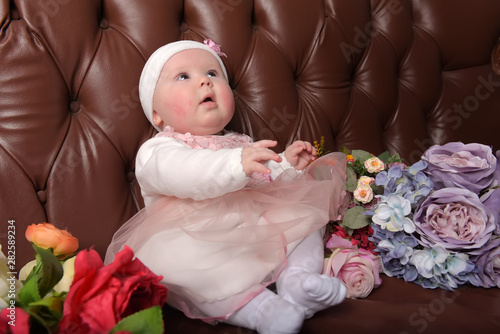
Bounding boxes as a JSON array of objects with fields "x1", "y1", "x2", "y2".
[{"x1": 2, "y1": 0, "x2": 500, "y2": 333}]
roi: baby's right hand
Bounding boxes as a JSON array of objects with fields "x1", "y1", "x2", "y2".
[{"x1": 241, "y1": 140, "x2": 282, "y2": 176}]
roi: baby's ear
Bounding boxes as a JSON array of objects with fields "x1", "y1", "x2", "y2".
[{"x1": 152, "y1": 111, "x2": 164, "y2": 128}]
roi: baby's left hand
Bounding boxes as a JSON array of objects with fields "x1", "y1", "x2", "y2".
[{"x1": 284, "y1": 140, "x2": 317, "y2": 170}]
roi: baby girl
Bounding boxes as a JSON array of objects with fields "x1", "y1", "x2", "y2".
[{"x1": 106, "y1": 39, "x2": 347, "y2": 334}]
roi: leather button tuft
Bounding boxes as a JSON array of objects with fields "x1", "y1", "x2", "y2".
[
  {"x1": 37, "y1": 190, "x2": 47, "y2": 204},
  {"x1": 127, "y1": 172, "x2": 136, "y2": 183},
  {"x1": 100, "y1": 18, "x2": 110, "y2": 30},
  {"x1": 70, "y1": 101, "x2": 80, "y2": 113},
  {"x1": 180, "y1": 21, "x2": 189, "y2": 33}
]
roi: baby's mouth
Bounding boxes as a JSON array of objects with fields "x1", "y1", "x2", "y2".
[{"x1": 200, "y1": 94, "x2": 216, "y2": 106}]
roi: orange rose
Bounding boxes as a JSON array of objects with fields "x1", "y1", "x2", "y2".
[{"x1": 25, "y1": 223, "x2": 79, "y2": 256}]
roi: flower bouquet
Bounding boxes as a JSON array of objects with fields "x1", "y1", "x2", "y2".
[
  {"x1": 320, "y1": 142, "x2": 404, "y2": 298},
  {"x1": 0, "y1": 223, "x2": 168, "y2": 334},
  {"x1": 321, "y1": 140, "x2": 500, "y2": 298},
  {"x1": 369, "y1": 142, "x2": 500, "y2": 290}
]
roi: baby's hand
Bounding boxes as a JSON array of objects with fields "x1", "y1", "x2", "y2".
[
  {"x1": 284, "y1": 140, "x2": 317, "y2": 170},
  {"x1": 241, "y1": 140, "x2": 282, "y2": 176}
]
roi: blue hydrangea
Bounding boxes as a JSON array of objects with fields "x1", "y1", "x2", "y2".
[
  {"x1": 367, "y1": 159, "x2": 484, "y2": 291},
  {"x1": 409, "y1": 244, "x2": 449, "y2": 279},
  {"x1": 372, "y1": 194, "x2": 415, "y2": 233},
  {"x1": 370, "y1": 225, "x2": 420, "y2": 280},
  {"x1": 369, "y1": 218, "x2": 477, "y2": 290},
  {"x1": 375, "y1": 160, "x2": 433, "y2": 208},
  {"x1": 376, "y1": 233, "x2": 418, "y2": 266}
]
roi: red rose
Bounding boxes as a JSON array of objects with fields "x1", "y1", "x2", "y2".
[
  {"x1": 351, "y1": 226, "x2": 377, "y2": 254},
  {"x1": 58, "y1": 246, "x2": 167, "y2": 334},
  {"x1": 332, "y1": 225, "x2": 349, "y2": 239},
  {"x1": 0, "y1": 307, "x2": 30, "y2": 334}
]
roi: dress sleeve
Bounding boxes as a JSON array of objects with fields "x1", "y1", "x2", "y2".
[
  {"x1": 136, "y1": 137, "x2": 249, "y2": 201},
  {"x1": 266, "y1": 153, "x2": 298, "y2": 180}
]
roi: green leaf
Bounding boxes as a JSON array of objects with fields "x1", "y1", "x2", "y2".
[
  {"x1": 19, "y1": 245, "x2": 63, "y2": 304},
  {"x1": 390, "y1": 153, "x2": 404, "y2": 164},
  {"x1": 377, "y1": 151, "x2": 391, "y2": 163},
  {"x1": 341, "y1": 145, "x2": 350, "y2": 155},
  {"x1": 350, "y1": 159, "x2": 367, "y2": 177},
  {"x1": 351, "y1": 149, "x2": 374, "y2": 163},
  {"x1": 345, "y1": 167, "x2": 358, "y2": 192},
  {"x1": 29, "y1": 296, "x2": 64, "y2": 312},
  {"x1": 110, "y1": 306, "x2": 164, "y2": 334},
  {"x1": 18, "y1": 272, "x2": 42, "y2": 304},
  {"x1": 33, "y1": 244, "x2": 64, "y2": 297},
  {"x1": 26, "y1": 305, "x2": 60, "y2": 334},
  {"x1": 341, "y1": 206, "x2": 371, "y2": 229},
  {"x1": 371, "y1": 183, "x2": 385, "y2": 196}
]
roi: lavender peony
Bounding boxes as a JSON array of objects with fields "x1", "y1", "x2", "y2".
[
  {"x1": 413, "y1": 188, "x2": 496, "y2": 252},
  {"x1": 480, "y1": 150, "x2": 500, "y2": 234},
  {"x1": 469, "y1": 237, "x2": 500, "y2": 288},
  {"x1": 421, "y1": 142, "x2": 497, "y2": 193}
]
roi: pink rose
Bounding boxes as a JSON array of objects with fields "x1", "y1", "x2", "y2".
[
  {"x1": 364, "y1": 157, "x2": 385, "y2": 173},
  {"x1": 58, "y1": 246, "x2": 167, "y2": 333},
  {"x1": 323, "y1": 235, "x2": 382, "y2": 298},
  {"x1": 358, "y1": 176, "x2": 374, "y2": 186},
  {"x1": 353, "y1": 185, "x2": 373, "y2": 203}
]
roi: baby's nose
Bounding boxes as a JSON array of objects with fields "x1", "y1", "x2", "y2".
[{"x1": 200, "y1": 76, "x2": 213, "y2": 87}]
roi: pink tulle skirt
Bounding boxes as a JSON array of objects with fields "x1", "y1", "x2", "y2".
[{"x1": 105, "y1": 153, "x2": 347, "y2": 321}]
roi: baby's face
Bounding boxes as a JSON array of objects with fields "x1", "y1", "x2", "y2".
[{"x1": 152, "y1": 49, "x2": 234, "y2": 135}]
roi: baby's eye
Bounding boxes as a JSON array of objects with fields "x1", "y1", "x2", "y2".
[
  {"x1": 176, "y1": 73, "x2": 189, "y2": 81},
  {"x1": 207, "y1": 70, "x2": 217, "y2": 78}
]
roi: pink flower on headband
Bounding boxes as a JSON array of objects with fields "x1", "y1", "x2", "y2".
[{"x1": 204, "y1": 39, "x2": 227, "y2": 57}]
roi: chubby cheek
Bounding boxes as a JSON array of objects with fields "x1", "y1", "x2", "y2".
[
  {"x1": 163, "y1": 93, "x2": 195, "y2": 130},
  {"x1": 219, "y1": 89, "x2": 235, "y2": 117},
  {"x1": 168, "y1": 101, "x2": 187, "y2": 120}
]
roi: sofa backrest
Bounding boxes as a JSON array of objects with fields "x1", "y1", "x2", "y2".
[{"x1": 2, "y1": 0, "x2": 500, "y2": 267}]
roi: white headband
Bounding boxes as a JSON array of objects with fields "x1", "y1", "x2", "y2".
[{"x1": 139, "y1": 39, "x2": 228, "y2": 132}]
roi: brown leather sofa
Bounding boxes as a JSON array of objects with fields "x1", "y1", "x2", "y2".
[{"x1": 2, "y1": 0, "x2": 500, "y2": 333}]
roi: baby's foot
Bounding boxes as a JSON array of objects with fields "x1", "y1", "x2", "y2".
[
  {"x1": 256, "y1": 298, "x2": 305, "y2": 334},
  {"x1": 226, "y1": 289, "x2": 305, "y2": 334},
  {"x1": 278, "y1": 272, "x2": 347, "y2": 318}
]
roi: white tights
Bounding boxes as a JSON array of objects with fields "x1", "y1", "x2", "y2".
[{"x1": 225, "y1": 229, "x2": 346, "y2": 333}]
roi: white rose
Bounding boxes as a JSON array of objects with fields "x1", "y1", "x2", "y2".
[
  {"x1": 19, "y1": 259, "x2": 37, "y2": 281},
  {"x1": 0, "y1": 245, "x2": 22, "y2": 310},
  {"x1": 54, "y1": 256, "x2": 76, "y2": 294}
]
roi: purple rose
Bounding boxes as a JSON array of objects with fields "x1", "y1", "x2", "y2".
[
  {"x1": 413, "y1": 188, "x2": 496, "y2": 252},
  {"x1": 421, "y1": 142, "x2": 497, "y2": 193},
  {"x1": 481, "y1": 150, "x2": 500, "y2": 235},
  {"x1": 469, "y1": 237, "x2": 500, "y2": 288}
]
